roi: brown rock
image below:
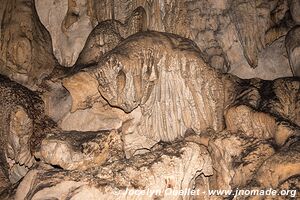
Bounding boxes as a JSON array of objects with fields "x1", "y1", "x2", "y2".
[
  {"x1": 59, "y1": 101, "x2": 127, "y2": 132},
  {"x1": 289, "y1": 0, "x2": 300, "y2": 24},
  {"x1": 0, "y1": 75, "x2": 57, "y2": 185},
  {"x1": 225, "y1": 105, "x2": 276, "y2": 140},
  {"x1": 1, "y1": 2, "x2": 300, "y2": 198},
  {"x1": 286, "y1": 26, "x2": 300, "y2": 76},
  {"x1": 75, "y1": 6, "x2": 147, "y2": 67},
  {"x1": 0, "y1": 0, "x2": 57, "y2": 89},
  {"x1": 230, "y1": 0, "x2": 272, "y2": 68},
  {"x1": 255, "y1": 140, "x2": 300, "y2": 188},
  {"x1": 225, "y1": 35, "x2": 294, "y2": 80},
  {"x1": 40, "y1": 130, "x2": 124, "y2": 170},
  {"x1": 0, "y1": 170, "x2": 9, "y2": 193},
  {"x1": 207, "y1": 131, "x2": 275, "y2": 190},
  {"x1": 16, "y1": 141, "x2": 213, "y2": 200},
  {"x1": 62, "y1": 71, "x2": 101, "y2": 112},
  {"x1": 64, "y1": 31, "x2": 300, "y2": 157},
  {"x1": 261, "y1": 78, "x2": 300, "y2": 126},
  {"x1": 35, "y1": 0, "x2": 95, "y2": 67},
  {"x1": 63, "y1": 31, "x2": 231, "y2": 150},
  {"x1": 42, "y1": 80, "x2": 72, "y2": 122}
]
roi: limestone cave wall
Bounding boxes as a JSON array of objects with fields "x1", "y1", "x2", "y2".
[{"x1": 0, "y1": 0, "x2": 299, "y2": 199}]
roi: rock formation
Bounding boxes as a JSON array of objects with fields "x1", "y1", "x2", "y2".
[
  {"x1": 63, "y1": 31, "x2": 232, "y2": 155},
  {"x1": 75, "y1": 6, "x2": 147, "y2": 67},
  {"x1": 40, "y1": 129, "x2": 124, "y2": 170},
  {"x1": 0, "y1": 75, "x2": 57, "y2": 186},
  {"x1": 0, "y1": 0, "x2": 57, "y2": 89},
  {"x1": 35, "y1": 0, "x2": 96, "y2": 67},
  {"x1": 286, "y1": 26, "x2": 300, "y2": 76},
  {"x1": 64, "y1": 31, "x2": 300, "y2": 153},
  {"x1": 33, "y1": 0, "x2": 297, "y2": 79},
  {"x1": 0, "y1": 0, "x2": 300, "y2": 199},
  {"x1": 15, "y1": 141, "x2": 213, "y2": 200},
  {"x1": 60, "y1": 30, "x2": 300, "y2": 199}
]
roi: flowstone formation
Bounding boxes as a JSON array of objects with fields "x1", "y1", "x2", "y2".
[
  {"x1": 0, "y1": 0, "x2": 300, "y2": 200},
  {"x1": 9, "y1": 31, "x2": 299, "y2": 199},
  {"x1": 64, "y1": 31, "x2": 300, "y2": 155},
  {"x1": 33, "y1": 0, "x2": 299, "y2": 79}
]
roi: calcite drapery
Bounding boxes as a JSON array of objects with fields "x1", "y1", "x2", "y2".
[
  {"x1": 0, "y1": 0, "x2": 300, "y2": 199},
  {"x1": 64, "y1": 31, "x2": 230, "y2": 146}
]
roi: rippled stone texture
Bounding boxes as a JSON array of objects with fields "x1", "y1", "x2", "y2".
[
  {"x1": 63, "y1": 31, "x2": 233, "y2": 155},
  {"x1": 0, "y1": 1, "x2": 300, "y2": 199},
  {"x1": 64, "y1": 31, "x2": 300, "y2": 156},
  {"x1": 34, "y1": 0, "x2": 296, "y2": 79}
]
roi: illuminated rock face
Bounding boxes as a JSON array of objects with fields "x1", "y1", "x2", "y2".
[
  {"x1": 15, "y1": 141, "x2": 213, "y2": 200},
  {"x1": 63, "y1": 31, "x2": 232, "y2": 155},
  {"x1": 0, "y1": 0, "x2": 300, "y2": 199},
  {"x1": 35, "y1": 0, "x2": 146, "y2": 68},
  {"x1": 64, "y1": 31, "x2": 300, "y2": 152},
  {"x1": 33, "y1": 0, "x2": 296, "y2": 78},
  {"x1": 61, "y1": 31, "x2": 300, "y2": 199},
  {"x1": 75, "y1": 6, "x2": 147, "y2": 67},
  {"x1": 39, "y1": 129, "x2": 124, "y2": 170},
  {"x1": 35, "y1": 0, "x2": 95, "y2": 67}
]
